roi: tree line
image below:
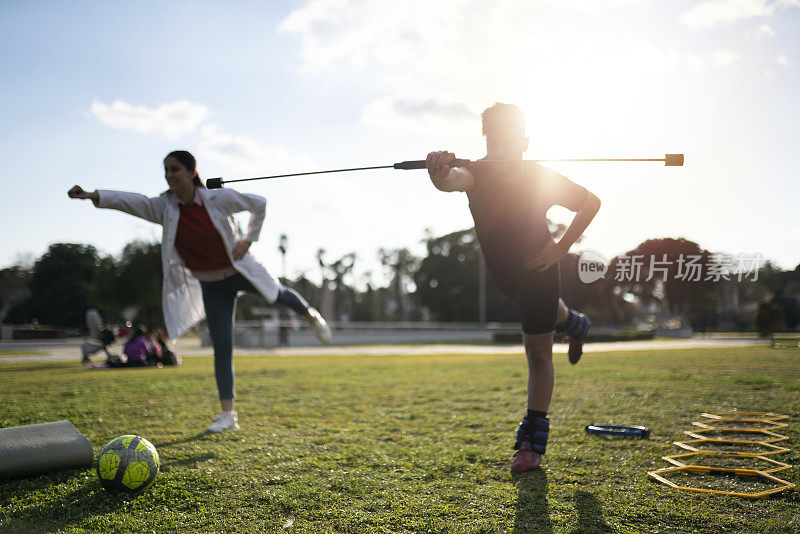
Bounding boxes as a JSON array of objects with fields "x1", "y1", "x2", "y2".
[{"x1": 1, "y1": 231, "x2": 798, "y2": 335}]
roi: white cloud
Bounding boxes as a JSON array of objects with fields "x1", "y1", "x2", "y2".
[
  {"x1": 360, "y1": 96, "x2": 476, "y2": 133},
  {"x1": 279, "y1": 0, "x2": 523, "y2": 134},
  {"x1": 201, "y1": 124, "x2": 218, "y2": 137},
  {"x1": 687, "y1": 52, "x2": 708, "y2": 71},
  {"x1": 746, "y1": 23, "x2": 776, "y2": 38},
  {"x1": 278, "y1": 1, "x2": 647, "y2": 84},
  {"x1": 627, "y1": 40, "x2": 682, "y2": 74},
  {"x1": 90, "y1": 99, "x2": 209, "y2": 139},
  {"x1": 681, "y1": 0, "x2": 773, "y2": 27},
  {"x1": 89, "y1": 99, "x2": 312, "y2": 177},
  {"x1": 279, "y1": 0, "x2": 641, "y2": 76},
  {"x1": 777, "y1": 54, "x2": 789, "y2": 65},
  {"x1": 683, "y1": 0, "x2": 800, "y2": 27},
  {"x1": 279, "y1": 0, "x2": 675, "y2": 141},
  {"x1": 546, "y1": 0, "x2": 639, "y2": 11},
  {"x1": 197, "y1": 133, "x2": 314, "y2": 177},
  {"x1": 687, "y1": 50, "x2": 748, "y2": 70},
  {"x1": 278, "y1": 0, "x2": 518, "y2": 93},
  {"x1": 711, "y1": 50, "x2": 741, "y2": 65}
]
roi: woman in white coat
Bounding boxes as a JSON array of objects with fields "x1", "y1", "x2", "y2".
[{"x1": 68, "y1": 150, "x2": 331, "y2": 432}]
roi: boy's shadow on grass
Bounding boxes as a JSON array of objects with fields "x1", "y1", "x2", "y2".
[
  {"x1": 512, "y1": 470, "x2": 553, "y2": 533},
  {"x1": 570, "y1": 490, "x2": 612, "y2": 533},
  {"x1": 512, "y1": 474, "x2": 612, "y2": 534}
]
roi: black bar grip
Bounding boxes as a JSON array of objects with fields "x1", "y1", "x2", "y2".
[
  {"x1": 206, "y1": 177, "x2": 224, "y2": 189},
  {"x1": 393, "y1": 158, "x2": 471, "y2": 170}
]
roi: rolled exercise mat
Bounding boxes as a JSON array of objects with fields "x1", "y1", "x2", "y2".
[{"x1": 0, "y1": 420, "x2": 94, "y2": 479}]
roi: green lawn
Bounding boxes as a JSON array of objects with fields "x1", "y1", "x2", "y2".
[
  {"x1": 0, "y1": 350, "x2": 45, "y2": 356},
  {"x1": 1, "y1": 346, "x2": 798, "y2": 533}
]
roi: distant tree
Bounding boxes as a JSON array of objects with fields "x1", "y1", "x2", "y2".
[
  {"x1": 755, "y1": 261, "x2": 800, "y2": 331},
  {"x1": 379, "y1": 247, "x2": 419, "y2": 321},
  {"x1": 114, "y1": 241, "x2": 162, "y2": 328},
  {"x1": 615, "y1": 238, "x2": 715, "y2": 311},
  {"x1": 0, "y1": 266, "x2": 32, "y2": 324},
  {"x1": 559, "y1": 252, "x2": 634, "y2": 327},
  {"x1": 87, "y1": 255, "x2": 121, "y2": 322},
  {"x1": 10, "y1": 240, "x2": 164, "y2": 329},
  {"x1": 607, "y1": 238, "x2": 723, "y2": 329},
  {"x1": 289, "y1": 273, "x2": 320, "y2": 307},
  {"x1": 278, "y1": 234, "x2": 288, "y2": 278},
  {"x1": 10, "y1": 244, "x2": 100, "y2": 328},
  {"x1": 757, "y1": 260, "x2": 784, "y2": 295},
  {"x1": 314, "y1": 248, "x2": 337, "y2": 321},
  {"x1": 3, "y1": 299, "x2": 34, "y2": 326},
  {"x1": 755, "y1": 301, "x2": 785, "y2": 337},
  {"x1": 330, "y1": 252, "x2": 356, "y2": 321},
  {"x1": 315, "y1": 248, "x2": 327, "y2": 286},
  {"x1": 414, "y1": 228, "x2": 478, "y2": 322},
  {"x1": 413, "y1": 229, "x2": 518, "y2": 322},
  {"x1": 773, "y1": 295, "x2": 800, "y2": 331},
  {"x1": 351, "y1": 271, "x2": 381, "y2": 321}
]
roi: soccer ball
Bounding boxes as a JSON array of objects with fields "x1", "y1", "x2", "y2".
[{"x1": 96, "y1": 435, "x2": 159, "y2": 494}]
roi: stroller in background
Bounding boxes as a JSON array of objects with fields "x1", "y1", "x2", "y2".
[{"x1": 81, "y1": 308, "x2": 118, "y2": 365}]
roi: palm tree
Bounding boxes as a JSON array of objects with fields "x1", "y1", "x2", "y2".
[
  {"x1": 330, "y1": 253, "x2": 356, "y2": 321},
  {"x1": 379, "y1": 247, "x2": 418, "y2": 321},
  {"x1": 278, "y1": 234, "x2": 288, "y2": 280}
]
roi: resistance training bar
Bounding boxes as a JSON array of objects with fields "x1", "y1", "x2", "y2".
[{"x1": 205, "y1": 153, "x2": 684, "y2": 189}]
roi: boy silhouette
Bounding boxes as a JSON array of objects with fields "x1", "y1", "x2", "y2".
[{"x1": 426, "y1": 103, "x2": 601, "y2": 473}]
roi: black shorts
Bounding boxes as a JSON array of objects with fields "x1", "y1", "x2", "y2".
[{"x1": 492, "y1": 263, "x2": 560, "y2": 335}]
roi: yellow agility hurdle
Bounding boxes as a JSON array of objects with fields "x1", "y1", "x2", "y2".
[
  {"x1": 692, "y1": 418, "x2": 789, "y2": 431},
  {"x1": 683, "y1": 428, "x2": 789, "y2": 443},
  {"x1": 648, "y1": 465, "x2": 795, "y2": 499},
  {"x1": 661, "y1": 451, "x2": 792, "y2": 474},
  {"x1": 699, "y1": 412, "x2": 789, "y2": 422},
  {"x1": 650, "y1": 410, "x2": 794, "y2": 499},
  {"x1": 674, "y1": 439, "x2": 790, "y2": 456}
]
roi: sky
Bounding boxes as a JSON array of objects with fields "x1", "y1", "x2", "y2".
[{"x1": 1, "y1": 0, "x2": 799, "y2": 289}]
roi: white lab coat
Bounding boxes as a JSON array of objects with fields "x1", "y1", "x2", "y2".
[{"x1": 96, "y1": 187, "x2": 280, "y2": 341}]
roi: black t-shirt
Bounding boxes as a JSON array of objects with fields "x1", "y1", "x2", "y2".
[{"x1": 466, "y1": 161, "x2": 588, "y2": 282}]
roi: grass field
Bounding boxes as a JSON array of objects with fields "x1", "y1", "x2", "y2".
[
  {"x1": 0, "y1": 349, "x2": 45, "y2": 356},
  {"x1": 1, "y1": 346, "x2": 798, "y2": 533}
]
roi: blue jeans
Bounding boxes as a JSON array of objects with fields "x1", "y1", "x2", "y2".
[{"x1": 200, "y1": 273, "x2": 310, "y2": 400}]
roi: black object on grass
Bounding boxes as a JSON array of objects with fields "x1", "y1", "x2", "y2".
[{"x1": 585, "y1": 424, "x2": 651, "y2": 439}]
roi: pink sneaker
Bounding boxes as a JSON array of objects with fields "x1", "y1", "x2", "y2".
[{"x1": 511, "y1": 442, "x2": 542, "y2": 474}]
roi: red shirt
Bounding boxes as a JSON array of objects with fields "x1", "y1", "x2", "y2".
[{"x1": 175, "y1": 201, "x2": 231, "y2": 271}]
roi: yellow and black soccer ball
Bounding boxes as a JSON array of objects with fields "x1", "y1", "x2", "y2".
[{"x1": 96, "y1": 435, "x2": 159, "y2": 494}]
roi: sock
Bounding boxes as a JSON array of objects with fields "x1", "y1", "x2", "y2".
[{"x1": 527, "y1": 409, "x2": 547, "y2": 420}]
